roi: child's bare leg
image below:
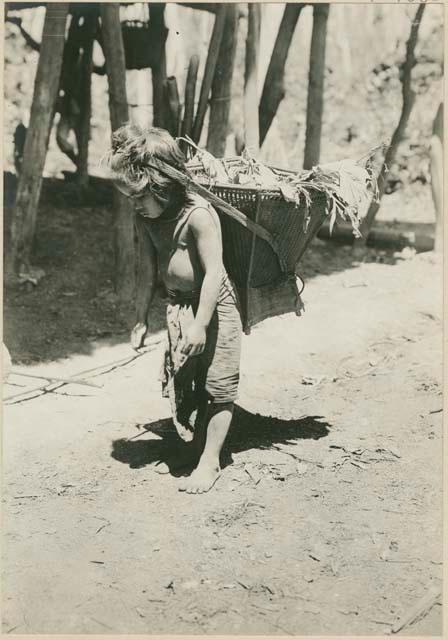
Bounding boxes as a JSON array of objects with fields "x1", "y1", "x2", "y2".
[
  {"x1": 154, "y1": 399, "x2": 208, "y2": 474},
  {"x1": 153, "y1": 440, "x2": 199, "y2": 474},
  {"x1": 179, "y1": 402, "x2": 233, "y2": 493}
]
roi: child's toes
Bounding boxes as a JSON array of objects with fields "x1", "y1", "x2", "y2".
[{"x1": 154, "y1": 461, "x2": 170, "y2": 474}]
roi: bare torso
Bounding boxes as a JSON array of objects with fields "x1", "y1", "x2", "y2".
[{"x1": 141, "y1": 195, "x2": 222, "y2": 292}]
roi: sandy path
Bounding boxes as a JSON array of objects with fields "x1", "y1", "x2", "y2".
[{"x1": 2, "y1": 252, "x2": 443, "y2": 635}]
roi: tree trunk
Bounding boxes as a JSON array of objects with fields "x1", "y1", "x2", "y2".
[
  {"x1": 100, "y1": 3, "x2": 134, "y2": 302},
  {"x1": 192, "y1": 5, "x2": 227, "y2": 144},
  {"x1": 244, "y1": 3, "x2": 261, "y2": 154},
  {"x1": 76, "y1": 13, "x2": 97, "y2": 186},
  {"x1": 355, "y1": 4, "x2": 426, "y2": 244},
  {"x1": 8, "y1": 3, "x2": 69, "y2": 278},
  {"x1": 181, "y1": 54, "x2": 199, "y2": 140},
  {"x1": 303, "y1": 3, "x2": 329, "y2": 170},
  {"x1": 149, "y1": 3, "x2": 168, "y2": 128},
  {"x1": 207, "y1": 4, "x2": 238, "y2": 156},
  {"x1": 259, "y1": 3, "x2": 304, "y2": 146}
]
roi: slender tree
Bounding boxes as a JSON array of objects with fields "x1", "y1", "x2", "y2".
[
  {"x1": 303, "y1": 3, "x2": 330, "y2": 170},
  {"x1": 356, "y1": 4, "x2": 426, "y2": 243}
]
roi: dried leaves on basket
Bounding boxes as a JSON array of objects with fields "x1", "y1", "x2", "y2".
[{"x1": 183, "y1": 140, "x2": 381, "y2": 239}]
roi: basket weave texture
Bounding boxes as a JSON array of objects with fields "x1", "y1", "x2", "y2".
[{"x1": 188, "y1": 159, "x2": 329, "y2": 333}]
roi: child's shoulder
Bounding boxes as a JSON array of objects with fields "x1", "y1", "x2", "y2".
[
  {"x1": 185, "y1": 193, "x2": 216, "y2": 215},
  {"x1": 184, "y1": 194, "x2": 219, "y2": 228}
]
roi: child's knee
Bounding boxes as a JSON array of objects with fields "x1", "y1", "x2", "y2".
[{"x1": 208, "y1": 401, "x2": 234, "y2": 418}]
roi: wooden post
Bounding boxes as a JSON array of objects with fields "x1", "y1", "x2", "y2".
[
  {"x1": 181, "y1": 54, "x2": 199, "y2": 140},
  {"x1": 259, "y1": 4, "x2": 304, "y2": 146},
  {"x1": 207, "y1": 4, "x2": 238, "y2": 156},
  {"x1": 244, "y1": 3, "x2": 261, "y2": 154},
  {"x1": 164, "y1": 76, "x2": 181, "y2": 137},
  {"x1": 430, "y1": 102, "x2": 443, "y2": 253},
  {"x1": 76, "y1": 13, "x2": 97, "y2": 186},
  {"x1": 303, "y1": 3, "x2": 330, "y2": 170},
  {"x1": 100, "y1": 4, "x2": 134, "y2": 302},
  {"x1": 318, "y1": 221, "x2": 435, "y2": 253},
  {"x1": 149, "y1": 3, "x2": 168, "y2": 128},
  {"x1": 192, "y1": 5, "x2": 227, "y2": 144},
  {"x1": 8, "y1": 3, "x2": 69, "y2": 278},
  {"x1": 355, "y1": 5, "x2": 426, "y2": 244}
]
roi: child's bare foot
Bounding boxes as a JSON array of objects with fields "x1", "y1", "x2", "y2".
[
  {"x1": 178, "y1": 462, "x2": 221, "y2": 493},
  {"x1": 154, "y1": 445, "x2": 199, "y2": 475}
]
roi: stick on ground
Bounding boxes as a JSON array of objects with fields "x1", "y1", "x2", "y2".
[{"x1": 390, "y1": 586, "x2": 441, "y2": 634}]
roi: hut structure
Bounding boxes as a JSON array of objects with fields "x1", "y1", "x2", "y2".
[{"x1": 5, "y1": 2, "x2": 328, "y2": 300}]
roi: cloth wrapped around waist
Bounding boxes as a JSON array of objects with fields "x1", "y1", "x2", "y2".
[{"x1": 161, "y1": 274, "x2": 242, "y2": 441}]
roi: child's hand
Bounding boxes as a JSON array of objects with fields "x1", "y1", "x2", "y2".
[
  {"x1": 181, "y1": 322, "x2": 207, "y2": 357},
  {"x1": 131, "y1": 322, "x2": 147, "y2": 351}
]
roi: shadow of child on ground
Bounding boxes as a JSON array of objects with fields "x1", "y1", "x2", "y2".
[{"x1": 110, "y1": 405, "x2": 332, "y2": 474}]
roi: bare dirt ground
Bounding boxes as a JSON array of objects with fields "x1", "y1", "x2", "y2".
[{"x1": 2, "y1": 182, "x2": 443, "y2": 635}]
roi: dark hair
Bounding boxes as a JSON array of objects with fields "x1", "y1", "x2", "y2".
[{"x1": 105, "y1": 124, "x2": 189, "y2": 209}]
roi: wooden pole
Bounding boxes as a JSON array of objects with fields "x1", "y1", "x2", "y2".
[
  {"x1": 192, "y1": 5, "x2": 227, "y2": 144},
  {"x1": 149, "y1": 3, "x2": 168, "y2": 128},
  {"x1": 100, "y1": 4, "x2": 134, "y2": 302},
  {"x1": 317, "y1": 221, "x2": 435, "y2": 253},
  {"x1": 55, "y1": 16, "x2": 80, "y2": 167},
  {"x1": 164, "y1": 76, "x2": 181, "y2": 137},
  {"x1": 355, "y1": 5, "x2": 426, "y2": 244},
  {"x1": 303, "y1": 3, "x2": 330, "y2": 170},
  {"x1": 181, "y1": 54, "x2": 199, "y2": 140},
  {"x1": 175, "y1": 3, "x2": 218, "y2": 14},
  {"x1": 430, "y1": 102, "x2": 443, "y2": 253},
  {"x1": 207, "y1": 4, "x2": 238, "y2": 156},
  {"x1": 8, "y1": 3, "x2": 69, "y2": 278},
  {"x1": 259, "y1": 4, "x2": 304, "y2": 146},
  {"x1": 76, "y1": 13, "x2": 97, "y2": 186},
  {"x1": 244, "y1": 3, "x2": 261, "y2": 154}
]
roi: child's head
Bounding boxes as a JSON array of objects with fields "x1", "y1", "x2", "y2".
[{"x1": 106, "y1": 124, "x2": 188, "y2": 216}]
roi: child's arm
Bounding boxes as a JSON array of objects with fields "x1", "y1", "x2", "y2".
[
  {"x1": 182, "y1": 208, "x2": 223, "y2": 356},
  {"x1": 132, "y1": 214, "x2": 158, "y2": 350}
]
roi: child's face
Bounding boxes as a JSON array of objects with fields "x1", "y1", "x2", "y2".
[{"x1": 113, "y1": 181, "x2": 164, "y2": 220}]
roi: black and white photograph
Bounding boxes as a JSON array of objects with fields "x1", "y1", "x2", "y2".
[{"x1": 2, "y1": 0, "x2": 444, "y2": 635}]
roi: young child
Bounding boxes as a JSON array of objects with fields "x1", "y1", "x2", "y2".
[{"x1": 107, "y1": 124, "x2": 242, "y2": 494}]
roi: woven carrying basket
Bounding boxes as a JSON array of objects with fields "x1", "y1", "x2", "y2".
[
  {"x1": 147, "y1": 156, "x2": 329, "y2": 334},
  {"x1": 186, "y1": 159, "x2": 328, "y2": 334}
]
